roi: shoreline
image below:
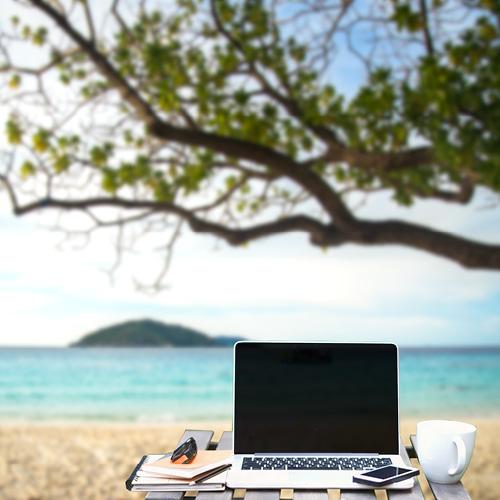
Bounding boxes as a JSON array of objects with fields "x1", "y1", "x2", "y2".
[
  {"x1": 0, "y1": 419, "x2": 233, "y2": 428},
  {"x1": 1, "y1": 411, "x2": 500, "y2": 426}
]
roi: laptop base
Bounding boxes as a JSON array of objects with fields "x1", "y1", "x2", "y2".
[
  {"x1": 227, "y1": 470, "x2": 414, "y2": 489},
  {"x1": 227, "y1": 455, "x2": 414, "y2": 490}
]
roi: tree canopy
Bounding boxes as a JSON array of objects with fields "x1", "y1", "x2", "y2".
[{"x1": 1, "y1": 0, "x2": 499, "y2": 287}]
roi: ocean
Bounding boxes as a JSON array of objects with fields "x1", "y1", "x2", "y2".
[{"x1": 0, "y1": 347, "x2": 499, "y2": 422}]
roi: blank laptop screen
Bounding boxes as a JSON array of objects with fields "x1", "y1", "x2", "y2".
[{"x1": 234, "y1": 343, "x2": 399, "y2": 454}]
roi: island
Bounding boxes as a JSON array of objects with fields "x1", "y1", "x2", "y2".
[{"x1": 70, "y1": 319, "x2": 245, "y2": 347}]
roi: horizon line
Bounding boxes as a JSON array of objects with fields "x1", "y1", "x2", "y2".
[{"x1": 1, "y1": 344, "x2": 500, "y2": 349}]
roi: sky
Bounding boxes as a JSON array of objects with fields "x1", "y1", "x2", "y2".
[
  {"x1": 0, "y1": 0, "x2": 499, "y2": 347},
  {"x1": 1, "y1": 187, "x2": 499, "y2": 347}
]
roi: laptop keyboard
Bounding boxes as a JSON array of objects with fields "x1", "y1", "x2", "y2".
[{"x1": 242, "y1": 456, "x2": 392, "y2": 470}]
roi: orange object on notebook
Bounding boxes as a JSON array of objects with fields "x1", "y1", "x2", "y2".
[{"x1": 142, "y1": 450, "x2": 233, "y2": 479}]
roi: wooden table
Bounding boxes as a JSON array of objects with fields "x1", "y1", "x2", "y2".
[{"x1": 145, "y1": 430, "x2": 471, "y2": 500}]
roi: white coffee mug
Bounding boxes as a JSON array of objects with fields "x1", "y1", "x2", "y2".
[{"x1": 416, "y1": 420, "x2": 476, "y2": 484}]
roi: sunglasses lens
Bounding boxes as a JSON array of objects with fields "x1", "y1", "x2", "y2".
[
  {"x1": 184, "y1": 438, "x2": 197, "y2": 462},
  {"x1": 171, "y1": 437, "x2": 198, "y2": 463}
]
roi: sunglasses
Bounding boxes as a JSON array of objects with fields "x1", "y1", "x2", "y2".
[{"x1": 170, "y1": 437, "x2": 198, "y2": 464}]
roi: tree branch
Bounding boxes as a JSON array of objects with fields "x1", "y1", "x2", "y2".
[
  {"x1": 418, "y1": 0, "x2": 435, "y2": 56},
  {"x1": 0, "y1": 48, "x2": 80, "y2": 76},
  {"x1": 82, "y1": 0, "x2": 96, "y2": 42},
  {"x1": 210, "y1": 0, "x2": 343, "y2": 148},
  {"x1": 323, "y1": 144, "x2": 435, "y2": 172},
  {"x1": 346, "y1": 219, "x2": 500, "y2": 270},
  {"x1": 4, "y1": 188, "x2": 500, "y2": 270},
  {"x1": 417, "y1": 178, "x2": 475, "y2": 204},
  {"x1": 28, "y1": 0, "x2": 158, "y2": 124},
  {"x1": 146, "y1": 122, "x2": 355, "y2": 227},
  {"x1": 28, "y1": 0, "x2": 355, "y2": 229},
  {"x1": 6, "y1": 192, "x2": 332, "y2": 246}
]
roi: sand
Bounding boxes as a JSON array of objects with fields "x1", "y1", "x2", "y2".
[{"x1": 0, "y1": 418, "x2": 498, "y2": 499}]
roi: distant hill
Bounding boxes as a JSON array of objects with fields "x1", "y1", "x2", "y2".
[{"x1": 71, "y1": 319, "x2": 229, "y2": 347}]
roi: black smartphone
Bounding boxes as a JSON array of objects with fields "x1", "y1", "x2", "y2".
[{"x1": 353, "y1": 465, "x2": 419, "y2": 487}]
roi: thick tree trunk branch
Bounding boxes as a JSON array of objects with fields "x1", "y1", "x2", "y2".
[
  {"x1": 315, "y1": 219, "x2": 500, "y2": 270},
  {"x1": 146, "y1": 122, "x2": 356, "y2": 227},
  {"x1": 361, "y1": 219, "x2": 500, "y2": 270}
]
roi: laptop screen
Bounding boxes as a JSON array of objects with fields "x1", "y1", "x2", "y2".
[{"x1": 234, "y1": 342, "x2": 399, "y2": 454}]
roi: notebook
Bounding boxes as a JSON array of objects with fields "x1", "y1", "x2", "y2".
[{"x1": 126, "y1": 453, "x2": 230, "y2": 492}]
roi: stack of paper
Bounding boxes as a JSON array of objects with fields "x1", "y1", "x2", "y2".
[{"x1": 126, "y1": 450, "x2": 233, "y2": 492}]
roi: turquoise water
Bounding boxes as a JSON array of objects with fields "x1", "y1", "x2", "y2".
[{"x1": 0, "y1": 347, "x2": 499, "y2": 422}]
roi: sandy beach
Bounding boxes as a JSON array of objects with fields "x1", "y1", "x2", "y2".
[{"x1": 0, "y1": 418, "x2": 498, "y2": 499}]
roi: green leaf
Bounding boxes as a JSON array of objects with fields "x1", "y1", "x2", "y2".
[
  {"x1": 225, "y1": 175, "x2": 237, "y2": 189},
  {"x1": 5, "y1": 119, "x2": 23, "y2": 145},
  {"x1": 90, "y1": 144, "x2": 113, "y2": 167},
  {"x1": 152, "y1": 179, "x2": 174, "y2": 202},
  {"x1": 101, "y1": 169, "x2": 118, "y2": 193},
  {"x1": 54, "y1": 154, "x2": 70, "y2": 173},
  {"x1": 8, "y1": 74, "x2": 21, "y2": 89},
  {"x1": 20, "y1": 160, "x2": 36, "y2": 179},
  {"x1": 32, "y1": 27, "x2": 48, "y2": 46},
  {"x1": 32, "y1": 129, "x2": 50, "y2": 153}
]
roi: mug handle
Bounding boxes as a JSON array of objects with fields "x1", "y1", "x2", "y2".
[{"x1": 448, "y1": 436, "x2": 467, "y2": 476}]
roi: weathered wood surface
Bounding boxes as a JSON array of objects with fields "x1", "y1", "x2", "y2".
[
  {"x1": 243, "y1": 490, "x2": 281, "y2": 499},
  {"x1": 143, "y1": 430, "x2": 474, "y2": 500},
  {"x1": 410, "y1": 436, "x2": 471, "y2": 500},
  {"x1": 145, "y1": 429, "x2": 214, "y2": 500},
  {"x1": 387, "y1": 441, "x2": 425, "y2": 500},
  {"x1": 294, "y1": 489, "x2": 330, "y2": 499},
  {"x1": 197, "y1": 431, "x2": 234, "y2": 500},
  {"x1": 340, "y1": 490, "x2": 377, "y2": 499},
  {"x1": 427, "y1": 481, "x2": 472, "y2": 500}
]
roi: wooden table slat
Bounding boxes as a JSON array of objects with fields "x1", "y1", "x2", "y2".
[
  {"x1": 244, "y1": 490, "x2": 281, "y2": 499},
  {"x1": 386, "y1": 441, "x2": 425, "y2": 500},
  {"x1": 294, "y1": 489, "x2": 329, "y2": 499},
  {"x1": 146, "y1": 429, "x2": 214, "y2": 500},
  {"x1": 340, "y1": 491, "x2": 376, "y2": 500},
  {"x1": 216, "y1": 431, "x2": 233, "y2": 451},
  {"x1": 425, "y1": 482, "x2": 472, "y2": 500},
  {"x1": 409, "y1": 436, "x2": 471, "y2": 500},
  {"x1": 197, "y1": 431, "x2": 234, "y2": 500}
]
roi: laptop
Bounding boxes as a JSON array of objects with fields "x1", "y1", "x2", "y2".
[{"x1": 226, "y1": 342, "x2": 414, "y2": 489}]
